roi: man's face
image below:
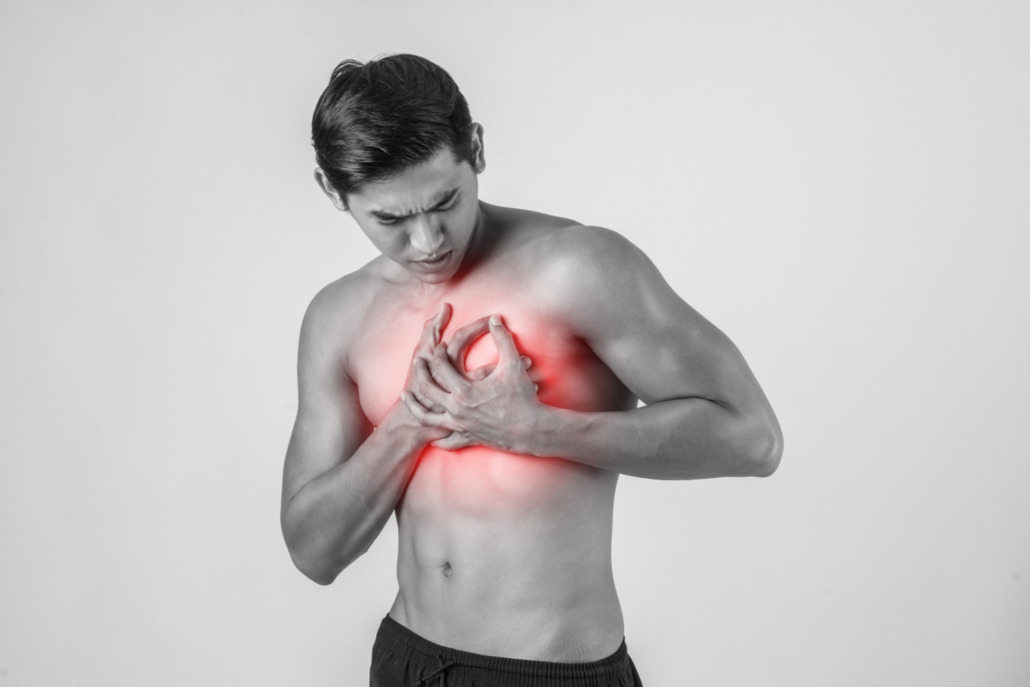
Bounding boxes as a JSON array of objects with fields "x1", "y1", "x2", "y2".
[{"x1": 344, "y1": 144, "x2": 483, "y2": 285}]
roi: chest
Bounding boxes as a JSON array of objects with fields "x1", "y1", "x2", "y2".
[{"x1": 348, "y1": 284, "x2": 624, "y2": 426}]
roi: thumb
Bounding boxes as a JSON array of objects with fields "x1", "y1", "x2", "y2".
[
  {"x1": 468, "y1": 364, "x2": 495, "y2": 381},
  {"x1": 488, "y1": 315, "x2": 521, "y2": 363},
  {"x1": 432, "y1": 432, "x2": 475, "y2": 451}
]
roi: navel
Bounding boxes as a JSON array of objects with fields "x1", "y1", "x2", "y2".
[{"x1": 442, "y1": 562, "x2": 453, "y2": 578}]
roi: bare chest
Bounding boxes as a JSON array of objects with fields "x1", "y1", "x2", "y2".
[{"x1": 348, "y1": 285, "x2": 626, "y2": 426}]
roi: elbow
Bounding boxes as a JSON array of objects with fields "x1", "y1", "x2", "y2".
[
  {"x1": 746, "y1": 421, "x2": 783, "y2": 477},
  {"x1": 717, "y1": 410, "x2": 781, "y2": 478},
  {"x1": 281, "y1": 518, "x2": 349, "y2": 586},
  {"x1": 287, "y1": 543, "x2": 345, "y2": 586},
  {"x1": 299, "y1": 562, "x2": 339, "y2": 587}
]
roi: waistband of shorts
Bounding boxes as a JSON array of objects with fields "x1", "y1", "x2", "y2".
[{"x1": 376, "y1": 615, "x2": 630, "y2": 687}]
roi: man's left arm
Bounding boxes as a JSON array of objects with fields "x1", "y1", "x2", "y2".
[
  {"x1": 407, "y1": 227, "x2": 783, "y2": 480},
  {"x1": 530, "y1": 227, "x2": 782, "y2": 479}
]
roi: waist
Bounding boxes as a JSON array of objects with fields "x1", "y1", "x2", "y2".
[
  {"x1": 376, "y1": 614, "x2": 630, "y2": 675},
  {"x1": 391, "y1": 572, "x2": 623, "y2": 657}
]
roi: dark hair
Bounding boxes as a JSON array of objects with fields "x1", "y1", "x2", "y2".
[{"x1": 311, "y1": 54, "x2": 476, "y2": 205}]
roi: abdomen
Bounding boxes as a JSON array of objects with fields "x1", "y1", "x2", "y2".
[{"x1": 393, "y1": 446, "x2": 625, "y2": 660}]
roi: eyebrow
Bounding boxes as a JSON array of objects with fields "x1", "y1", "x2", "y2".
[{"x1": 369, "y1": 188, "x2": 460, "y2": 221}]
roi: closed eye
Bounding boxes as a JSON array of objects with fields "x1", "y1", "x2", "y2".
[{"x1": 434, "y1": 191, "x2": 460, "y2": 212}]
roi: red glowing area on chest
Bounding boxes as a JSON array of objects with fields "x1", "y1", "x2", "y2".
[
  {"x1": 353, "y1": 300, "x2": 605, "y2": 426},
  {"x1": 455, "y1": 327, "x2": 500, "y2": 379},
  {"x1": 348, "y1": 297, "x2": 632, "y2": 514}
]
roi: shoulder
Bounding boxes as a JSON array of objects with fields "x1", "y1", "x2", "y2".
[
  {"x1": 302, "y1": 270, "x2": 372, "y2": 331},
  {"x1": 529, "y1": 224, "x2": 656, "y2": 301},
  {"x1": 520, "y1": 224, "x2": 687, "y2": 343},
  {"x1": 547, "y1": 224, "x2": 643, "y2": 269},
  {"x1": 297, "y1": 266, "x2": 383, "y2": 377},
  {"x1": 487, "y1": 204, "x2": 644, "y2": 278},
  {"x1": 483, "y1": 206, "x2": 659, "y2": 310}
]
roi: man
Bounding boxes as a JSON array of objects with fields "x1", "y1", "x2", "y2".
[{"x1": 281, "y1": 54, "x2": 782, "y2": 686}]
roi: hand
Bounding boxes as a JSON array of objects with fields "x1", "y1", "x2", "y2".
[
  {"x1": 440, "y1": 313, "x2": 533, "y2": 383},
  {"x1": 398, "y1": 303, "x2": 455, "y2": 442},
  {"x1": 401, "y1": 315, "x2": 540, "y2": 452}
]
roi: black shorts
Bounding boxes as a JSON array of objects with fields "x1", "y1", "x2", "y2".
[{"x1": 370, "y1": 615, "x2": 644, "y2": 686}]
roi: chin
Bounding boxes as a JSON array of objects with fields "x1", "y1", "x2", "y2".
[
  {"x1": 409, "y1": 256, "x2": 463, "y2": 284},
  {"x1": 415, "y1": 270, "x2": 457, "y2": 285}
]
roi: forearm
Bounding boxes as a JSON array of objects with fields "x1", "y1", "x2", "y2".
[
  {"x1": 524, "y1": 398, "x2": 782, "y2": 480},
  {"x1": 281, "y1": 407, "x2": 428, "y2": 584}
]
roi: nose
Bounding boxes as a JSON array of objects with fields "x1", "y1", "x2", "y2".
[{"x1": 409, "y1": 213, "x2": 445, "y2": 255}]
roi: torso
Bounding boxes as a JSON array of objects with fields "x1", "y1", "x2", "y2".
[{"x1": 343, "y1": 204, "x2": 636, "y2": 661}]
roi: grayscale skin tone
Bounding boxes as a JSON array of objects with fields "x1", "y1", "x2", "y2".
[{"x1": 281, "y1": 124, "x2": 782, "y2": 662}]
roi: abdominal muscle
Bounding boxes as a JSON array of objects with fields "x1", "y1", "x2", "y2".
[{"x1": 390, "y1": 444, "x2": 626, "y2": 662}]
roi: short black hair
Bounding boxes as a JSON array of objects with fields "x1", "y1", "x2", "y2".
[{"x1": 311, "y1": 54, "x2": 476, "y2": 205}]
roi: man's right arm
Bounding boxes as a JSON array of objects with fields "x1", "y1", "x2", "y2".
[{"x1": 280, "y1": 292, "x2": 448, "y2": 585}]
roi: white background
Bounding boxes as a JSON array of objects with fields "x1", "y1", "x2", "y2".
[{"x1": 1, "y1": 2, "x2": 1027, "y2": 685}]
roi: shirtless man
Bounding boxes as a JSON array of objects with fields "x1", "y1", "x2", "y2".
[{"x1": 281, "y1": 54, "x2": 782, "y2": 686}]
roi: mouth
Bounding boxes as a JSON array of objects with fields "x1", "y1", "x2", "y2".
[{"x1": 412, "y1": 251, "x2": 452, "y2": 270}]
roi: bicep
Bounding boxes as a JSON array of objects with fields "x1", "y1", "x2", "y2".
[
  {"x1": 281, "y1": 299, "x2": 372, "y2": 511},
  {"x1": 561, "y1": 230, "x2": 763, "y2": 412}
]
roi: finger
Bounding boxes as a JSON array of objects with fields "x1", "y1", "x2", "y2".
[
  {"x1": 400, "y1": 391, "x2": 436, "y2": 426},
  {"x1": 417, "y1": 303, "x2": 452, "y2": 351},
  {"x1": 417, "y1": 314, "x2": 437, "y2": 350},
  {"x1": 430, "y1": 434, "x2": 456, "y2": 450},
  {"x1": 446, "y1": 315, "x2": 491, "y2": 369},
  {"x1": 400, "y1": 389, "x2": 429, "y2": 412},
  {"x1": 432, "y1": 303, "x2": 452, "y2": 344},
  {"x1": 432, "y1": 432, "x2": 476, "y2": 451},
  {"x1": 401, "y1": 391, "x2": 457, "y2": 431},
  {"x1": 428, "y1": 344, "x2": 470, "y2": 393},
  {"x1": 488, "y1": 315, "x2": 522, "y2": 365},
  {"x1": 411, "y1": 358, "x2": 450, "y2": 409},
  {"x1": 467, "y1": 363, "x2": 495, "y2": 381},
  {"x1": 466, "y1": 357, "x2": 527, "y2": 381}
]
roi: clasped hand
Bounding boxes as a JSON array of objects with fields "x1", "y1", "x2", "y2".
[{"x1": 400, "y1": 304, "x2": 540, "y2": 452}]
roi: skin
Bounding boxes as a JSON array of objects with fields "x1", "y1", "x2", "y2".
[{"x1": 281, "y1": 126, "x2": 783, "y2": 662}]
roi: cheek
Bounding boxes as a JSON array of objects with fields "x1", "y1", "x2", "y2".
[
  {"x1": 369, "y1": 230, "x2": 408, "y2": 255},
  {"x1": 447, "y1": 206, "x2": 478, "y2": 241}
]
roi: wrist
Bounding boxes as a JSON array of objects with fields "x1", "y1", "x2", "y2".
[{"x1": 516, "y1": 402, "x2": 575, "y2": 458}]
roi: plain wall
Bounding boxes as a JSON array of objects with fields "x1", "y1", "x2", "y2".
[{"x1": 1, "y1": 1, "x2": 1027, "y2": 685}]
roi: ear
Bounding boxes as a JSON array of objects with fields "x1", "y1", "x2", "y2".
[
  {"x1": 469, "y1": 123, "x2": 486, "y2": 174},
  {"x1": 313, "y1": 168, "x2": 348, "y2": 211}
]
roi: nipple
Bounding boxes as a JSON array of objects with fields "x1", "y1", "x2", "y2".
[{"x1": 442, "y1": 562, "x2": 452, "y2": 578}]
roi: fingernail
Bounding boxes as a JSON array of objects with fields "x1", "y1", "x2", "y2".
[{"x1": 490, "y1": 315, "x2": 501, "y2": 326}]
